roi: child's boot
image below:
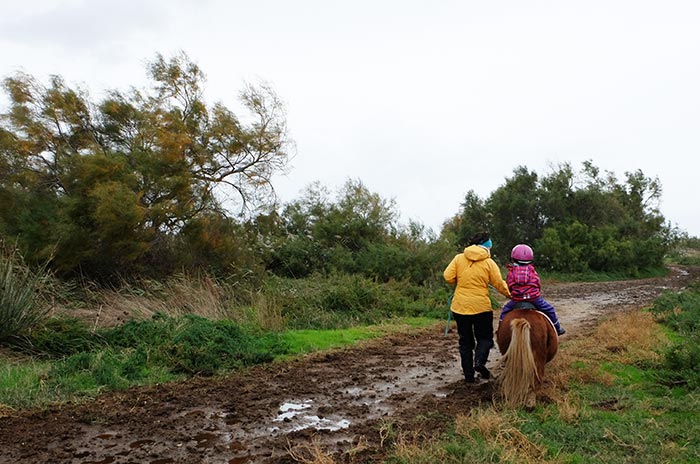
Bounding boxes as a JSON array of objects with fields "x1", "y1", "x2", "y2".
[{"x1": 555, "y1": 323, "x2": 566, "y2": 336}]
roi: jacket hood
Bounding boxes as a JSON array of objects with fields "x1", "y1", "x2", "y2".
[{"x1": 463, "y1": 244, "x2": 490, "y2": 262}]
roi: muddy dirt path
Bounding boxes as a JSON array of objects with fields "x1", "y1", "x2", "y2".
[{"x1": 1, "y1": 266, "x2": 697, "y2": 464}]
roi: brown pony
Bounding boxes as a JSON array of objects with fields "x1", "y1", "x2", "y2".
[{"x1": 496, "y1": 309, "x2": 559, "y2": 407}]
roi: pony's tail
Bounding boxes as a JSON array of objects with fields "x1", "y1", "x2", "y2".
[{"x1": 500, "y1": 318, "x2": 538, "y2": 407}]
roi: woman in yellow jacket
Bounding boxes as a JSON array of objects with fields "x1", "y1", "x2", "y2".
[{"x1": 444, "y1": 232, "x2": 511, "y2": 383}]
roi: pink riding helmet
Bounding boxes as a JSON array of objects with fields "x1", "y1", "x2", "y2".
[{"x1": 511, "y1": 244, "x2": 534, "y2": 262}]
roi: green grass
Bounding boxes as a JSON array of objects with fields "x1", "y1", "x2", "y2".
[
  {"x1": 0, "y1": 315, "x2": 436, "y2": 409},
  {"x1": 540, "y1": 265, "x2": 669, "y2": 283},
  {"x1": 280, "y1": 317, "x2": 435, "y2": 356},
  {"x1": 516, "y1": 385, "x2": 700, "y2": 463},
  {"x1": 0, "y1": 360, "x2": 52, "y2": 409}
]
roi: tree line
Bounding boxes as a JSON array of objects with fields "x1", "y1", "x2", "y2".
[
  {"x1": 0, "y1": 53, "x2": 677, "y2": 285},
  {"x1": 443, "y1": 162, "x2": 674, "y2": 274}
]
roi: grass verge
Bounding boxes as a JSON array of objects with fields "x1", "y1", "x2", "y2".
[
  {"x1": 0, "y1": 316, "x2": 436, "y2": 410},
  {"x1": 382, "y1": 288, "x2": 700, "y2": 464},
  {"x1": 541, "y1": 265, "x2": 669, "y2": 283}
]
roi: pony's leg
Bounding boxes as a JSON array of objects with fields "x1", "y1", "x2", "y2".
[
  {"x1": 525, "y1": 391, "x2": 537, "y2": 409},
  {"x1": 533, "y1": 339, "x2": 548, "y2": 386}
]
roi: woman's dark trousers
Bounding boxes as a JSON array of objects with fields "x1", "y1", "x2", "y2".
[{"x1": 452, "y1": 311, "x2": 494, "y2": 381}]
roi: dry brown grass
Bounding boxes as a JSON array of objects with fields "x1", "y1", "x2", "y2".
[
  {"x1": 287, "y1": 438, "x2": 336, "y2": 464},
  {"x1": 57, "y1": 273, "x2": 290, "y2": 330},
  {"x1": 390, "y1": 430, "x2": 449, "y2": 463},
  {"x1": 249, "y1": 291, "x2": 285, "y2": 331},
  {"x1": 66, "y1": 274, "x2": 231, "y2": 328},
  {"x1": 456, "y1": 407, "x2": 549, "y2": 463},
  {"x1": 286, "y1": 436, "x2": 368, "y2": 464},
  {"x1": 545, "y1": 310, "x2": 666, "y2": 388},
  {"x1": 0, "y1": 403, "x2": 15, "y2": 418},
  {"x1": 538, "y1": 309, "x2": 668, "y2": 422}
]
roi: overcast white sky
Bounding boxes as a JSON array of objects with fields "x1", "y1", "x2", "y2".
[{"x1": 2, "y1": 0, "x2": 699, "y2": 236}]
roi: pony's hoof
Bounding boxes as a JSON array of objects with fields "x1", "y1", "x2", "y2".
[{"x1": 525, "y1": 392, "x2": 537, "y2": 409}]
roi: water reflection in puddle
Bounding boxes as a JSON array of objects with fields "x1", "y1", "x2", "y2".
[
  {"x1": 130, "y1": 439, "x2": 155, "y2": 449},
  {"x1": 83, "y1": 457, "x2": 115, "y2": 464},
  {"x1": 271, "y1": 400, "x2": 351, "y2": 432},
  {"x1": 194, "y1": 432, "x2": 218, "y2": 449}
]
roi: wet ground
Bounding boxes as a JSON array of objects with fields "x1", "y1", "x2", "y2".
[{"x1": 0, "y1": 265, "x2": 697, "y2": 464}]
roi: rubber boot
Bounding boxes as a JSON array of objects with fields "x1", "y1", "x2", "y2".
[
  {"x1": 459, "y1": 343, "x2": 475, "y2": 382},
  {"x1": 474, "y1": 340, "x2": 492, "y2": 380}
]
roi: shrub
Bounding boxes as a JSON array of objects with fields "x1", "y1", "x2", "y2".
[
  {"x1": 260, "y1": 273, "x2": 446, "y2": 330},
  {"x1": 268, "y1": 235, "x2": 325, "y2": 278},
  {"x1": 166, "y1": 315, "x2": 284, "y2": 374},
  {"x1": 34, "y1": 313, "x2": 290, "y2": 398},
  {"x1": 649, "y1": 285, "x2": 700, "y2": 388},
  {"x1": 649, "y1": 286, "x2": 700, "y2": 333},
  {"x1": 25, "y1": 317, "x2": 102, "y2": 357},
  {"x1": 0, "y1": 245, "x2": 53, "y2": 342},
  {"x1": 102, "y1": 313, "x2": 288, "y2": 375}
]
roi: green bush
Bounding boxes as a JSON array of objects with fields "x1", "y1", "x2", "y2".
[
  {"x1": 268, "y1": 235, "x2": 325, "y2": 278},
  {"x1": 649, "y1": 285, "x2": 700, "y2": 388},
  {"x1": 0, "y1": 245, "x2": 52, "y2": 342},
  {"x1": 103, "y1": 313, "x2": 178, "y2": 351},
  {"x1": 260, "y1": 273, "x2": 446, "y2": 330},
  {"x1": 662, "y1": 343, "x2": 700, "y2": 388},
  {"x1": 535, "y1": 223, "x2": 589, "y2": 272},
  {"x1": 264, "y1": 274, "x2": 377, "y2": 329},
  {"x1": 166, "y1": 315, "x2": 284, "y2": 374},
  {"x1": 25, "y1": 317, "x2": 102, "y2": 357},
  {"x1": 100, "y1": 313, "x2": 289, "y2": 375},
  {"x1": 22, "y1": 312, "x2": 290, "y2": 398},
  {"x1": 355, "y1": 242, "x2": 445, "y2": 284},
  {"x1": 649, "y1": 286, "x2": 700, "y2": 333},
  {"x1": 446, "y1": 163, "x2": 671, "y2": 275},
  {"x1": 48, "y1": 349, "x2": 155, "y2": 393}
]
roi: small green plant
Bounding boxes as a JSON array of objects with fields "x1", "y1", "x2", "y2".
[
  {"x1": 22, "y1": 317, "x2": 102, "y2": 357},
  {"x1": 649, "y1": 284, "x2": 700, "y2": 388},
  {"x1": 0, "y1": 245, "x2": 53, "y2": 342}
]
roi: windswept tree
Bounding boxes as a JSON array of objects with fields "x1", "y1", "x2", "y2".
[{"x1": 0, "y1": 52, "x2": 292, "y2": 278}]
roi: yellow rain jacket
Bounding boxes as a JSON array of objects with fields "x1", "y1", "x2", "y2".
[{"x1": 443, "y1": 245, "x2": 511, "y2": 315}]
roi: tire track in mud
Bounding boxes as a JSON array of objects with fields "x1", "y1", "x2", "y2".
[{"x1": 0, "y1": 266, "x2": 696, "y2": 464}]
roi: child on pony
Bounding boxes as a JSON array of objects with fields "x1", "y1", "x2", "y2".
[{"x1": 500, "y1": 244, "x2": 566, "y2": 336}]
